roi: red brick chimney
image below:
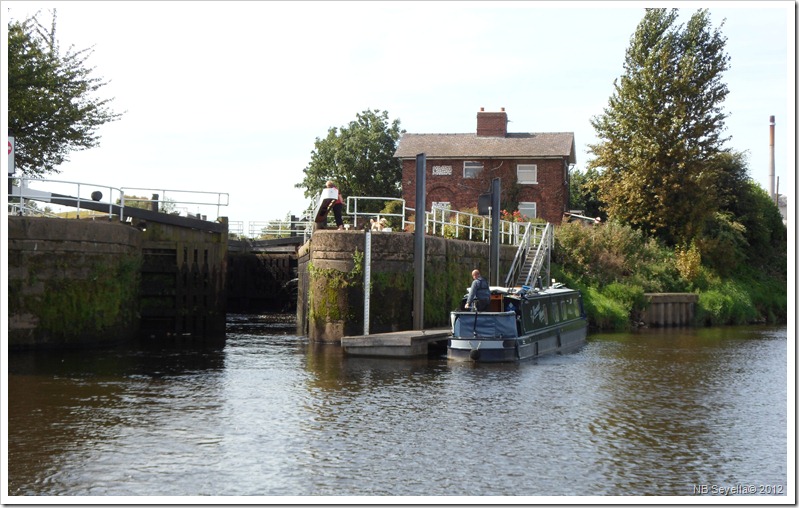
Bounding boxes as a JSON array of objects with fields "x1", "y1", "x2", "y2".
[{"x1": 476, "y1": 107, "x2": 508, "y2": 137}]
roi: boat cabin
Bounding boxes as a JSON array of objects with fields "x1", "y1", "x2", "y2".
[{"x1": 455, "y1": 286, "x2": 586, "y2": 338}]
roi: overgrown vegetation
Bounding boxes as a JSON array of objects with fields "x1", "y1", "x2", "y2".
[
  {"x1": 553, "y1": 218, "x2": 787, "y2": 331},
  {"x1": 564, "y1": 8, "x2": 788, "y2": 331}
]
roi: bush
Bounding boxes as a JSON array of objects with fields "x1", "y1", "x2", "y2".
[
  {"x1": 550, "y1": 215, "x2": 786, "y2": 330},
  {"x1": 601, "y1": 282, "x2": 646, "y2": 321},
  {"x1": 554, "y1": 220, "x2": 682, "y2": 291},
  {"x1": 695, "y1": 212, "x2": 747, "y2": 276},
  {"x1": 675, "y1": 242, "x2": 702, "y2": 287},
  {"x1": 551, "y1": 269, "x2": 639, "y2": 330},
  {"x1": 583, "y1": 286, "x2": 631, "y2": 331},
  {"x1": 696, "y1": 280, "x2": 758, "y2": 326}
]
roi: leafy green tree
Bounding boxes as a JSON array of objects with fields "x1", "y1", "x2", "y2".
[
  {"x1": 295, "y1": 109, "x2": 404, "y2": 205},
  {"x1": 692, "y1": 151, "x2": 786, "y2": 275},
  {"x1": 714, "y1": 153, "x2": 785, "y2": 255},
  {"x1": 568, "y1": 167, "x2": 605, "y2": 220},
  {"x1": 587, "y1": 8, "x2": 731, "y2": 245},
  {"x1": 8, "y1": 10, "x2": 122, "y2": 177}
]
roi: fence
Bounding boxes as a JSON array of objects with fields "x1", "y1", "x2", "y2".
[
  {"x1": 232, "y1": 197, "x2": 535, "y2": 247},
  {"x1": 10, "y1": 178, "x2": 536, "y2": 248},
  {"x1": 9, "y1": 177, "x2": 230, "y2": 223}
]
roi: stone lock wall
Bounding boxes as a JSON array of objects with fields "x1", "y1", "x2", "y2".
[
  {"x1": 8, "y1": 216, "x2": 229, "y2": 349},
  {"x1": 296, "y1": 229, "x2": 516, "y2": 342},
  {"x1": 8, "y1": 217, "x2": 143, "y2": 349}
]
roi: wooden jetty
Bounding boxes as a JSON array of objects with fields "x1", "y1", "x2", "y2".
[{"x1": 341, "y1": 328, "x2": 450, "y2": 358}]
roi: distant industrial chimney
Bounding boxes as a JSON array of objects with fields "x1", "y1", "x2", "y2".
[
  {"x1": 477, "y1": 107, "x2": 508, "y2": 137},
  {"x1": 769, "y1": 115, "x2": 776, "y2": 204}
]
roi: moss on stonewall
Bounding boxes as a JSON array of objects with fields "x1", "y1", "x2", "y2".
[
  {"x1": 33, "y1": 255, "x2": 142, "y2": 340},
  {"x1": 308, "y1": 250, "x2": 364, "y2": 330}
]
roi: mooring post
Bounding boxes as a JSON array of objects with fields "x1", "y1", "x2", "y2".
[
  {"x1": 490, "y1": 177, "x2": 500, "y2": 286},
  {"x1": 413, "y1": 153, "x2": 426, "y2": 330}
]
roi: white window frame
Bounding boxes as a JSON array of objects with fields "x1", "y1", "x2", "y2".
[
  {"x1": 463, "y1": 161, "x2": 483, "y2": 179},
  {"x1": 517, "y1": 164, "x2": 538, "y2": 184},
  {"x1": 518, "y1": 202, "x2": 537, "y2": 220}
]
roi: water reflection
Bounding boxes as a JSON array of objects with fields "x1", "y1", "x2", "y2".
[{"x1": 6, "y1": 317, "x2": 788, "y2": 498}]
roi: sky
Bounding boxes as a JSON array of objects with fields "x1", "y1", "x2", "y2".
[{"x1": 2, "y1": 1, "x2": 795, "y2": 227}]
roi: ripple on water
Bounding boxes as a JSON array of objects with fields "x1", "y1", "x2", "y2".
[{"x1": 6, "y1": 318, "x2": 788, "y2": 497}]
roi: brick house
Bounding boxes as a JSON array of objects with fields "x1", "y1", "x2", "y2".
[{"x1": 394, "y1": 108, "x2": 576, "y2": 224}]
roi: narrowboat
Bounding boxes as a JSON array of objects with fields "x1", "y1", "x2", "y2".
[{"x1": 447, "y1": 283, "x2": 588, "y2": 363}]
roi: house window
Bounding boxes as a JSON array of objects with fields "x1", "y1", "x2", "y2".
[
  {"x1": 518, "y1": 202, "x2": 536, "y2": 220},
  {"x1": 517, "y1": 164, "x2": 538, "y2": 184},
  {"x1": 463, "y1": 161, "x2": 483, "y2": 179}
]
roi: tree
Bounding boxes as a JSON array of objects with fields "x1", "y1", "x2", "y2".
[
  {"x1": 587, "y1": 8, "x2": 730, "y2": 245},
  {"x1": 8, "y1": 10, "x2": 122, "y2": 177},
  {"x1": 568, "y1": 167, "x2": 605, "y2": 220},
  {"x1": 295, "y1": 109, "x2": 404, "y2": 205},
  {"x1": 706, "y1": 151, "x2": 786, "y2": 273}
]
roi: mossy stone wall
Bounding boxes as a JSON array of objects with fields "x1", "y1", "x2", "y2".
[
  {"x1": 8, "y1": 217, "x2": 142, "y2": 349},
  {"x1": 297, "y1": 230, "x2": 516, "y2": 342}
]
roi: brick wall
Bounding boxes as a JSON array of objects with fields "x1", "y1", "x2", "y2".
[
  {"x1": 401, "y1": 157, "x2": 569, "y2": 223},
  {"x1": 476, "y1": 109, "x2": 508, "y2": 137}
]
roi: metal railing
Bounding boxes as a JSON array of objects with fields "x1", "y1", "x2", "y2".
[
  {"x1": 228, "y1": 221, "x2": 245, "y2": 236},
  {"x1": 8, "y1": 201, "x2": 62, "y2": 218},
  {"x1": 120, "y1": 186, "x2": 229, "y2": 220},
  {"x1": 504, "y1": 222, "x2": 535, "y2": 287},
  {"x1": 233, "y1": 196, "x2": 539, "y2": 247},
  {"x1": 503, "y1": 222, "x2": 552, "y2": 288},
  {"x1": 10, "y1": 177, "x2": 128, "y2": 219},
  {"x1": 9, "y1": 177, "x2": 230, "y2": 223},
  {"x1": 247, "y1": 219, "x2": 313, "y2": 242},
  {"x1": 403, "y1": 204, "x2": 531, "y2": 246},
  {"x1": 9, "y1": 177, "x2": 539, "y2": 250},
  {"x1": 346, "y1": 196, "x2": 406, "y2": 230}
]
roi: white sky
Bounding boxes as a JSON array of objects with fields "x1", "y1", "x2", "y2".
[{"x1": 2, "y1": 0, "x2": 795, "y2": 225}]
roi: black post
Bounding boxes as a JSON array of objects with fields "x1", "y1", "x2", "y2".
[
  {"x1": 413, "y1": 153, "x2": 426, "y2": 330},
  {"x1": 490, "y1": 177, "x2": 500, "y2": 286}
]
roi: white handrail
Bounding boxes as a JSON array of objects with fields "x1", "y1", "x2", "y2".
[
  {"x1": 10, "y1": 178, "x2": 538, "y2": 249},
  {"x1": 10, "y1": 177, "x2": 127, "y2": 219},
  {"x1": 8, "y1": 177, "x2": 230, "y2": 222}
]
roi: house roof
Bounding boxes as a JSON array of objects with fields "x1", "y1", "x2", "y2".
[{"x1": 394, "y1": 132, "x2": 576, "y2": 164}]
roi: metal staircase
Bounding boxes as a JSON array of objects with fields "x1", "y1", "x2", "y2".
[{"x1": 503, "y1": 222, "x2": 553, "y2": 289}]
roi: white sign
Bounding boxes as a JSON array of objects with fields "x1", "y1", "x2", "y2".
[
  {"x1": 8, "y1": 136, "x2": 14, "y2": 175},
  {"x1": 432, "y1": 165, "x2": 452, "y2": 176}
]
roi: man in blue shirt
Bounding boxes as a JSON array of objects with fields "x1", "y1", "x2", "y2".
[{"x1": 465, "y1": 269, "x2": 491, "y2": 311}]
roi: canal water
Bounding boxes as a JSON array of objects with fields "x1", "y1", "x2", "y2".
[{"x1": 6, "y1": 314, "x2": 790, "y2": 500}]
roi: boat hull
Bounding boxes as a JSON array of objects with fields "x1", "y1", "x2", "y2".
[
  {"x1": 447, "y1": 319, "x2": 587, "y2": 362},
  {"x1": 447, "y1": 287, "x2": 588, "y2": 363}
]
